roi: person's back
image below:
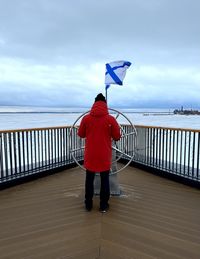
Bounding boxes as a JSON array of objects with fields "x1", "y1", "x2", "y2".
[
  {"x1": 78, "y1": 93, "x2": 121, "y2": 212},
  {"x1": 78, "y1": 99, "x2": 121, "y2": 172}
]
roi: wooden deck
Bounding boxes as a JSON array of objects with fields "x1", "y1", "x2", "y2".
[{"x1": 0, "y1": 166, "x2": 200, "y2": 259}]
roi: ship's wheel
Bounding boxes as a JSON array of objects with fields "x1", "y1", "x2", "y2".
[{"x1": 69, "y1": 108, "x2": 137, "y2": 175}]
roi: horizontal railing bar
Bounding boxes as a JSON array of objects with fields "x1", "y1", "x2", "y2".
[
  {"x1": 0, "y1": 126, "x2": 72, "y2": 134},
  {"x1": 1, "y1": 125, "x2": 200, "y2": 134},
  {"x1": 121, "y1": 124, "x2": 200, "y2": 133},
  {"x1": 133, "y1": 125, "x2": 200, "y2": 133}
]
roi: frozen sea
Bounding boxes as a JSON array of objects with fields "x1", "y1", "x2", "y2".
[{"x1": 0, "y1": 106, "x2": 200, "y2": 130}]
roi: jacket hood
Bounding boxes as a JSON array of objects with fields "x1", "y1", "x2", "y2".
[{"x1": 90, "y1": 101, "x2": 109, "y2": 117}]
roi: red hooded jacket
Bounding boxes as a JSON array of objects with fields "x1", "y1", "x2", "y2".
[{"x1": 78, "y1": 101, "x2": 121, "y2": 172}]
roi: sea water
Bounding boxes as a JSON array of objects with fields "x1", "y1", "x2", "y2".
[{"x1": 0, "y1": 106, "x2": 200, "y2": 130}]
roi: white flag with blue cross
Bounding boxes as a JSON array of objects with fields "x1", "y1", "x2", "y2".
[{"x1": 105, "y1": 60, "x2": 131, "y2": 89}]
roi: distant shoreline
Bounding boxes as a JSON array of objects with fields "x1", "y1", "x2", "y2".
[
  {"x1": 0, "y1": 111, "x2": 84, "y2": 114},
  {"x1": 0, "y1": 111, "x2": 174, "y2": 115}
]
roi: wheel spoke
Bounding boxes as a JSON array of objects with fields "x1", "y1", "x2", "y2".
[
  {"x1": 121, "y1": 131, "x2": 136, "y2": 138},
  {"x1": 112, "y1": 146, "x2": 132, "y2": 158},
  {"x1": 112, "y1": 146, "x2": 123, "y2": 153},
  {"x1": 115, "y1": 112, "x2": 120, "y2": 120},
  {"x1": 70, "y1": 146, "x2": 85, "y2": 152}
]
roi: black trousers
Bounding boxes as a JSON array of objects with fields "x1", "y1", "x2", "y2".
[{"x1": 85, "y1": 170, "x2": 110, "y2": 209}]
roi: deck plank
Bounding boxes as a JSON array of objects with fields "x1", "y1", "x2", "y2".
[{"x1": 0, "y1": 166, "x2": 200, "y2": 259}]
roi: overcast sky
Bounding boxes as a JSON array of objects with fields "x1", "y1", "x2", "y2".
[{"x1": 0, "y1": 0, "x2": 199, "y2": 108}]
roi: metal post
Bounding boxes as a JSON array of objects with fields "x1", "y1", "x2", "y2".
[{"x1": 105, "y1": 85, "x2": 110, "y2": 102}]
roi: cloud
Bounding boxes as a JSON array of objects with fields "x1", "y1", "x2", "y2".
[
  {"x1": 1, "y1": 0, "x2": 199, "y2": 60},
  {"x1": 0, "y1": 57, "x2": 200, "y2": 107},
  {"x1": 0, "y1": 0, "x2": 199, "y2": 107},
  {"x1": 0, "y1": 57, "x2": 105, "y2": 106}
]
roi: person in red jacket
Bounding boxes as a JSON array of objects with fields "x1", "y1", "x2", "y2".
[{"x1": 78, "y1": 93, "x2": 121, "y2": 212}]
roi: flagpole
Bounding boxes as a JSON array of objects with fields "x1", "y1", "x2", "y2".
[{"x1": 105, "y1": 85, "x2": 110, "y2": 103}]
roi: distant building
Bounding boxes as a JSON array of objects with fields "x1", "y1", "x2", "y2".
[{"x1": 174, "y1": 107, "x2": 200, "y2": 115}]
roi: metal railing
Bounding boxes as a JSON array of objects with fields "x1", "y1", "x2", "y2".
[
  {"x1": 0, "y1": 125, "x2": 200, "y2": 184},
  {"x1": 0, "y1": 126, "x2": 83, "y2": 183},
  {"x1": 122, "y1": 125, "x2": 200, "y2": 181}
]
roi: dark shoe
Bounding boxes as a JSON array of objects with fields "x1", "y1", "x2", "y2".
[
  {"x1": 85, "y1": 205, "x2": 92, "y2": 211},
  {"x1": 85, "y1": 200, "x2": 93, "y2": 212},
  {"x1": 99, "y1": 204, "x2": 109, "y2": 213}
]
